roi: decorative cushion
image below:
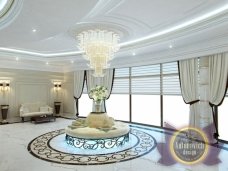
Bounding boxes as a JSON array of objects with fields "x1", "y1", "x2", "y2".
[
  {"x1": 85, "y1": 113, "x2": 114, "y2": 128},
  {"x1": 40, "y1": 106, "x2": 49, "y2": 112}
]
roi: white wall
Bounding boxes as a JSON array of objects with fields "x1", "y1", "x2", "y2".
[{"x1": 0, "y1": 68, "x2": 64, "y2": 122}]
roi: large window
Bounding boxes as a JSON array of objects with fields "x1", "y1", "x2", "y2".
[
  {"x1": 79, "y1": 82, "x2": 92, "y2": 117},
  {"x1": 132, "y1": 95, "x2": 160, "y2": 125},
  {"x1": 106, "y1": 94, "x2": 129, "y2": 121},
  {"x1": 78, "y1": 59, "x2": 228, "y2": 143},
  {"x1": 131, "y1": 65, "x2": 161, "y2": 126},
  {"x1": 162, "y1": 62, "x2": 189, "y2": 128},
  {"x1": 88, "y1": 62, "x2": 187, "y2": 127},
  {"x1": 79, "y1": 94, "x2": 92, "y2": 117},
  {"x1": 79, "y1": 62, "x2": 189, "y2": 128},
  {"x1": 131, "y1": 62, "x2": 189, "y2": 127},
  {"x1": 163, "y1": 96, "x2": 189, "y2": 128},
  {"x1": 106, "y1": 68, "x2": 130, "y2": 121}
]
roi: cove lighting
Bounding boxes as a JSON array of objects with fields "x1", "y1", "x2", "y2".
[
  {"x1": 0, "y1": 4, "x2": 227, "y2": 57},
  {"x1": 119, "y1": 4, "x2": 228, "y2": 47}
]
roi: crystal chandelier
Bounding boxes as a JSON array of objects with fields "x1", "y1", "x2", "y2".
[{"x1": 77, "y1": 29, "x2": 120, "y2": 77}]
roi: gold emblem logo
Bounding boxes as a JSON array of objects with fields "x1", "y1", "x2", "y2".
[{"x1": 170, "y1": 127, "x2": 209, "y2": 165}]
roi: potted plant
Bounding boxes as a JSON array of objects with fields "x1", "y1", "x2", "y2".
[{"x1": 89, "y1": 85, "x2": 108, "y2": 113}]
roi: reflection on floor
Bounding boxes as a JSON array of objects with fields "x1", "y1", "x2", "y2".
[{"x1": 0, "y1": 118, "x2": 228, "y2": 171}]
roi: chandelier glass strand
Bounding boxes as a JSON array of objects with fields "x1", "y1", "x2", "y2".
[{"x1": 77, "y1": 30, "x2": 120, "y2": 77}]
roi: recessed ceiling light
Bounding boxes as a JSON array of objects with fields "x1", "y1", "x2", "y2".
[
  {"x1": 169, "y1": 45, "x2": 173, "y2": 49},
  {"x1": 32, "y1": 29, "x2": 37, "y2": 33},
  {"x1": 46, "y1": 62, "x2": 49, "y2": 65},
  {"x1": 71, "y1": 60, "x2": 74, "y2": 64},
  {"x1": 16, "y1": 57, "x2": 19, "y2": 61},
  {"x1": 132, "y1": 52, "x2": 136, "y2": 56}
]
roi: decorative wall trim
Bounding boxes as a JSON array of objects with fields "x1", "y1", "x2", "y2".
[
  {"x1": 0, "y1": 68, "x2": 64, "y2": 120},
  {"x1": 15, "y1": 82, "x2": 50, "y2": 114}
]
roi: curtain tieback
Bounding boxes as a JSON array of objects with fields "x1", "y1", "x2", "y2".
[
  {"x1": 209, "y1": 102, "x2": 214, "y2": 107},
  {"x1": 74, "y1": 96, "x2": 79, "y2": 101},
  {"x1": 188, "y1": 99, "x2": 199, "y2": 105},
  {"x1": 74, "y1": 96, "x2": 79, "y2": 117}
]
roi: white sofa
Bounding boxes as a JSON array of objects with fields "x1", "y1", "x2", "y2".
[{"x1": 20, "y1": 102, "x2": 53, "y2": 122}]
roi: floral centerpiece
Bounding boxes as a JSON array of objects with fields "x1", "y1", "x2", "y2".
[{"x1": 89, "y1": 85, "x2": 108, "y2": 104}]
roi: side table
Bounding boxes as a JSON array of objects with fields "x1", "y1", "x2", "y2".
[
  {"x1": 1, "y1": 105, "x2": 9, "y2": 124},
  {"x1": 54, "y1": 102, "x2": 61, "y2": 115}
]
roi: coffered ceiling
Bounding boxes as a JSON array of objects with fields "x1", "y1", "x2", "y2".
[{"x1": 0, "y1": 0, "x2": 228, "y2": 72}]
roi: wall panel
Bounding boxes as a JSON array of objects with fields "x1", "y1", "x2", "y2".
[{"x1": 0, "y1": 68, "x2": 64, "y2": 121}]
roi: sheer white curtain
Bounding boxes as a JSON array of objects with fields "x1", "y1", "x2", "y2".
[
  {"x1": 86, "y1": 69, "x2": 115, "y2": 112},
  {"x1": 178, "y1": 58, "x2": 200, "y2": 128},
  {"x1": 208, "y1": 52, "x2": 228, "y2": 140},
  {"x1": 73, "y1": 70, "x2": 85, "y2": 116}
]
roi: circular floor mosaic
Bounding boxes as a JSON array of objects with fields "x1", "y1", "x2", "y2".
[{"x1": 28, "y1": 126, "x2": 157, "y2": 165}]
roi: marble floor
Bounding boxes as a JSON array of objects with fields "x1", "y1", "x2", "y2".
[{"x1": 0, "y1": 118, "x2": 228, "y2": 171}]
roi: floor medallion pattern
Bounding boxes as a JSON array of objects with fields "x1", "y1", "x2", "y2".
[{"x1": 28, "y1": 126, "x2": 157, "y2": 165}]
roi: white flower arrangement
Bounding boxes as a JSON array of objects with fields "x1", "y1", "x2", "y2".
[{"x1": 89, "y1": 85, "x2": 108, "y2": 102}]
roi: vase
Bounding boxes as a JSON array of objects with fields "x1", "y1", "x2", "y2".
[{"x1": 92, "y1": 100, "x2": 105, "y2": 113}]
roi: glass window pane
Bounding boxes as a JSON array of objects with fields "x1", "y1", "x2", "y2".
[
  {"x1": 132, "y1": 95, "x2": 160, "y2": 126},
  {"x1": 163, "y1": 62, "x2": 178, "y2": 74},
  {"x1": 79, "y1": 94, "x2": 92, "y2": 117},
  {"x1": 163, "y1": 95, "x2": 189, "y2": 128},
  {"x1": 112, "y1": 68, "x2": 129, "y2": 94},
  {"x1": 132, "y1": 65, "x2": 160, "y2": 76},
  {"x1": 219, "y1": 97, "x2": 228, "y2": 141},
  {"x1": 106, "y1": 94, "x2": 129, "y2": 121},
  {"x1": 131, "y1": 77, "x2": 160, "y2": 94},
  {"x1": 115, "y1": 68, "x2": 129, "y2": 77},
  {"x1": 163, "y1": 75, "x2": 181, "y2": 95},
  {"x1": 112, "y1": 78, "x2": 129, "y2": 94}
]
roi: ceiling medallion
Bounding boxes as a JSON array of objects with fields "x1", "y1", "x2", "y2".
[{"x1": 77, "y1": 29, "x2": 120, "y2": 77}]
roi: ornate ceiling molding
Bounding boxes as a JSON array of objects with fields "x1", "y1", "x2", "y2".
[
  {"x1": 0, "y1": 0, "x2": 14, "y2": 18},
  {"x1": 119, "y1": 12, "x2": 228, "y2": 52},
  {"x1": 0, "y1": 4, "x2": 227, "y2": 60},
  {"x1": 119, "y1": 5, "x2": 228, "y2": 48},
  {"x1": 0, "y1": 2, "x2": 228, "y2": 73},
  {"x1": 82, "y1": 0, "x2": 124, "y2": 19},
  {"x1": 0, "y1": 0, "x2": 23, "y2": 29},
  {"x1": 110, "y1": 36, "x2": 228, "y2": 69},
  {"x1": 1, "y1": 33, "x2": 227, "y2": 73}
]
